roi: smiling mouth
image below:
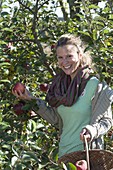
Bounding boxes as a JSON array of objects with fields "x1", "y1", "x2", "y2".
[{"x1": 64, "y1": 65, "x2": 71, "y2": 69}]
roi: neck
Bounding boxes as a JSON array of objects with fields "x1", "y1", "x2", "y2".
[{"x1": 71, "y1": 67, "x2": 82, "y2": 81}]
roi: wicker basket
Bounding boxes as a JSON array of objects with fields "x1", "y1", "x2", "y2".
[
  {"x1": 58, "y1": 149, "x2": 113, "y2": 170},
  {"x1": 58, "y1": 136, "x2": 113, "y2": 170}
]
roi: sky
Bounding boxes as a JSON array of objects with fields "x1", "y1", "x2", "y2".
[
  {"x1": 54, "y1": 1, "x2": 106, "y2": 17},
  {"x1": 2, "y1": 0, "x2": 106, "y2": 18}
]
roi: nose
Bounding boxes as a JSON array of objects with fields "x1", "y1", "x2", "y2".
[{"x1": 62, "y1": 57, "x2": 69, "y2": 65}]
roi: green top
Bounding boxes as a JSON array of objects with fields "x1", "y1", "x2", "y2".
[{"x1": 57, "y1": 77, "x2": 99, "y2": 158}]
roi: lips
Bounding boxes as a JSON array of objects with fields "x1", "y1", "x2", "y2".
[{"x1": 64, "y1": 65, "x2": 71, "y2": 69}]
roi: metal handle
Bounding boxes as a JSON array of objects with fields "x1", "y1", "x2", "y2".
[{"x1": 84, "y1": 136, "x2": 90, "y2": 170}]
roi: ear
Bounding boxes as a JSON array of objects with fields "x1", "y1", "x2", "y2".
[{"x1": 78, "y1": 52, "x2": 83, "y2": 59}]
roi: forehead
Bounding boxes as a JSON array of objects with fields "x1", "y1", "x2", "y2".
[{"x1": 56, "y1": 45, "x2": 78, "y2": 55}]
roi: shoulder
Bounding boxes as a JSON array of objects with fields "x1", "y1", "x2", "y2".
[
  {"x1": 91, "y1": 81, "x2": 113, "y2": 110},
  {"x1": 86, "y1": 77, "x2": 99, "y2": 90},
  {"x1": 88, "y1": 76, "x2": 99, "y2": 84},
  {"x1": 82, "y1": 77, "x2": 99, "y2": 99},
  {"x1": 97, "y1": 81, "x2": 113, "y2": 102}
]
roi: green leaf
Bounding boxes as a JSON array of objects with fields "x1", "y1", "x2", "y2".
[
  {"x1": 11, "y1": 156, "x2": 18, "y2": 166},
  {"x1": 2, "y1": 27, "x2": 13, "y2": 32},
  {"x1": 0, "y1": 113, "x2": 2, "y2": 122},
  {"x1": 103, "y1": 29, "x2": 110, "y2": 34},
  {"x1": 0, "y1": 122, "x2": 10, "y2": 130},
  {"x1": 88, "y1": 4, "x2": 99, "y2": 9},
  {"x1": 68, "y1": 162, "x2": 77, "y2": 170},
  {"x1": 2, "y1": 144, "x2": 11, "y2": 150},
  {"x1": 109, "y1": 14, "x2": 113, "y2": 20},
  {"x1": 0, "y1": 79, "x2": 11, "y2": 83},
  {"x1": 36, "y1": 123, "x2": 44, "y2": 129},
  {"x1": 22, "y1": 151, "x2": 39, "y2": 162},
  {"x1": 1, "y1": 12, "x2": 10, "y2": 16},
  {"x1": 61, "y1": 162, "x2": 68, "y2": 170},
  {"x1": 92, "y1": 29, "x2": 99, "y2": 40},
  {"x1": 0, "y1": 40, "x2": 7, "y2": 45},
  {"x1": 0, "y1": 62, "x2": 11, "y2": 66},
  {"x1": 27, "y1": 119, "x2": 37, "y2": 132},
  {"x1": 79, "y1": 31, "x2": 91, "y2": 37},
  {"x1": 12, "y1": 146, "x2": 19, "y2": 157},
  {"x1": 15, "y1": 164, "x2": 22, "y2": 170}
]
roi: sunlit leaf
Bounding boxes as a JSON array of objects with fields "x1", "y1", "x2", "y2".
[
  {"x1": 15, "y1": 164, "x2": 22, "y2": 170},
  {"x1": 22, "y1": 151, "x2": 39, "y2": 162}
]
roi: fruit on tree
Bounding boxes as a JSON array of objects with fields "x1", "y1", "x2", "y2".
[
  {"x1": 39, "y1": 83, "x2": 48, "y2": 92},
  {"x1": 4, "y1": 59, "x2": 10, "y2": 63},
  {"x1": 13, "y1": 101, "x2": 25, "y2": 115},
  {"x1": 75, "y1": 160, "x2": 87, "y2": 170},
  {"x1": 12, "y1": 82, "x2": 25, "y2": 94},
  {"x1": 51, "y1": 44, "x2": 56, "y2": 50}
]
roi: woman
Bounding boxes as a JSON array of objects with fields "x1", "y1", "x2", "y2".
[{"x1": 12, "y1": 34, "x2": 113, "y2": 159}]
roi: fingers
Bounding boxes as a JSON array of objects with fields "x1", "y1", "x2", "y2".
[
  {"x1": 13, "y1": 90, "x2": 25, "y2": 99},
  {"x1": 80, "y1": 129, "x2": 86, "y2": 140},
  {"x1": 12, "y1": 88, "x2": 35, "y2": 101},
  {"x1": 84, "y1": 133, "x2": 91, "y2": 142},
  {"x1": 80, "y1": 129, "x2": 91, "y2": 142},
  {"x1": 12, "y1": 89, "x2": 20, "y2": 98}
]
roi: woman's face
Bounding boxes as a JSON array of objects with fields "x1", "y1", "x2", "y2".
[{"x1": 56, "y1": 45, "x2": 82, "y2": 80}]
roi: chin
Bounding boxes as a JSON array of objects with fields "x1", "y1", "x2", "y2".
[
  {"x1": 64, "y1": 71, "x2": 71, "y2": 75},
  {"x1": 63, "y1": 69, "x2": 71, "y2": 75}
]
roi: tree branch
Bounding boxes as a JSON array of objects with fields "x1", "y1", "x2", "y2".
[
  {"x1": 16, "y1": 0, "x2": 55, "y2": 76},
  {"x1": 38, "y1": 0, "x2": 49, "y2": 10},
  {"x1": 58, "y1": 0, "x2": 68, "y2": 21},
  {"x1": 3, "y1": 38, "x2": 35, "y2": 43},
  {"x1": 31, "y1": 0, "x2": 55, "y2": 76},
  {"x1": 17, "y1": 0, "x2": 34, "y2": 14}
]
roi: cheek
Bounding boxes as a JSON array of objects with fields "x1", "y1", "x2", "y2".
[
  {"x1": 57, "y1": 60, "x2": 62, "y2": 67},
  {"x1": 73, "y1": 56, "x2": 80, "y2": 63}
]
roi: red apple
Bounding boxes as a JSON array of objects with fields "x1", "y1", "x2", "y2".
[
  {"x1": 13, "y1": 102, "x2": 25, "y2": 115},
  {"x1": 12, "y1": 82, "x2": 25, "y2": 95},
  {"x1": 39, "y1": 83, "x2": 48, "y2": 92},
  {"x1": 75, "y1": 160, "x2": 87, "y2": 170},
  {"x1": 51, "y1": 44, "x2": 56, "y2": 50},
  {"x1": 5, "y1": 59, "x2": 10, "y2": 63}
]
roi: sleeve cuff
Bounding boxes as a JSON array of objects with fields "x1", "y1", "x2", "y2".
[{"x1": 82, "y1": 125, "x2": 97, "y2": 141}]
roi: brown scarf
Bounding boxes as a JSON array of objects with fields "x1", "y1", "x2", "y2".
[{"x1": 46, "y1": 66, "x2": 92, "y2": 107}]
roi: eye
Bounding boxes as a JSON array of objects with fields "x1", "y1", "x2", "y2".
[
  {"x1": 57, "y1": 56, "x2": 63, "y2": 59},
  {"x1": 68, "y1": 55, "x2": 73, "y2": 58}
]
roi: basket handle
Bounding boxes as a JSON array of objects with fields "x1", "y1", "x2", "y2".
[{"x1": 84, "y1": 135, "x2": 90, "y2": 170}]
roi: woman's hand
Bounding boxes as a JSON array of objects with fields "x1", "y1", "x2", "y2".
[
  {"x1": 12, "y1": 88, "x2": 36, "y2": 101},
  {"x1": 80, "y1": 128, "x2": 91, "y2": 142}
]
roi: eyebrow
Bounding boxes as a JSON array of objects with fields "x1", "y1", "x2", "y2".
[{"x1": 57, "y1": 54, "x2": 73, "y2": 58}]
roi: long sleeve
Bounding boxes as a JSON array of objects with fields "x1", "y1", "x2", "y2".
[
  {"x1": 32, "y1": 98, "x2": 63, "y2": 133},
  {"x1": 84, "y1": 106, "x2": 112, "y2": 141},
  {"x1": 83, "y1": 81, "x2": 113, "y2": 142}
]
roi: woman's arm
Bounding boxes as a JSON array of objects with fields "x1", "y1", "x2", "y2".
[
  {"x1": 82, "y1": 105, "x2": 112, "y2": 141},
  {"x1": 33, "y1": 98, "x2": 60, "y2": 127},
  {"x1": 12, "y1": 88, "x2": 61, "y2": 129},
  {"x1": 80, "y1": 81, "x2": 113, "y2": 142}
]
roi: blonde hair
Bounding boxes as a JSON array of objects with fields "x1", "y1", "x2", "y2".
[{"x1": 56, "y1": 34, "x2": 92, "y2": 68}]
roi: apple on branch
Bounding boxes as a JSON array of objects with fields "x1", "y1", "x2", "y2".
[
  {"x1": 13, "y1": 101, "x2": 25, "y2": 115},
  {"x1": 39, "y1": 83, "x2": 49, "y2": 92}
]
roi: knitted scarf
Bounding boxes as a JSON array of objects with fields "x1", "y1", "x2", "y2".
[{"x1": 46, "y1": 66, "x2": 92, "y2": 108}]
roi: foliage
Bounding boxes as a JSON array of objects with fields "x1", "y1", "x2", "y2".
[{"x1": 0, "y1": 0, "x2": 113, "y2": 169}]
